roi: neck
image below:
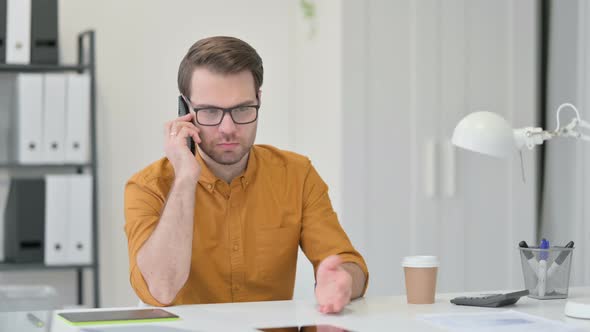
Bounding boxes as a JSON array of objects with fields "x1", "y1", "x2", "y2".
[{"x1": 197, "y1": 147, "x2": 250, "y2": 183}]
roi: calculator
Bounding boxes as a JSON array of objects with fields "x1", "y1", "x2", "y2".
[{"x1": 450, "y1": 290, "x2": 529, "y2": 307}]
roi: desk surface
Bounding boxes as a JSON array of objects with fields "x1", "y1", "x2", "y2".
[{"x1": 6, "y1": 288, "x2": 590, "y2": 331}]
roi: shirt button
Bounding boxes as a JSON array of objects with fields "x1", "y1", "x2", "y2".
[
  {"x1": 233, "y1": 244, "x2": 239, "y2": 251},
  {"x1": 207, "y1": 184, "x2": 212, "y2": 190}
]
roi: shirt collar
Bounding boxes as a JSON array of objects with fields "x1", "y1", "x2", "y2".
[{"x1": 196, "y1": 146, "x2": 258, "y2": 192}]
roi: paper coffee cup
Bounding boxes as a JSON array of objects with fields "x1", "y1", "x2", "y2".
[{"x1": 402, "y1": 256, "x2": 439, "y2": 304}]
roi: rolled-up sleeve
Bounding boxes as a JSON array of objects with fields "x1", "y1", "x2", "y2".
[
  {"x1": 299, "y1": 164, "x2": 369, "y2": 296},
  {"x1": 124, "y1": 175, "x2": 167, "y2": 306}
]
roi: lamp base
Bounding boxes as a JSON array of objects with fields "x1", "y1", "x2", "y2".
[{"x1": 565, "y1": 299, "x2": 590, "y2": 319}]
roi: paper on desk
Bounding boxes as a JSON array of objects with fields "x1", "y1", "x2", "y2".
[{"x1": 417, "y1": 310, "x2": 583, "y2": 332}]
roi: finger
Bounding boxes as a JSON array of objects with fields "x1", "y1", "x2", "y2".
[
  {"x1": 169, "y1": 122, "x2": 178, "y2": 137},
  {"x1": 185, "y1": 127, "x2": 202, "y2": 144},
  {"x1": 188, "y1": 128, "x2": 202, "y2": 144},
  {"x1": 172, "y1": 121, "x2": 199, "y2": 136},
  {"x1": 169, "y1": 122, "x2": 200, "y2": 139},
  {"x1": 176, "y1": 112, "x2": 194, "y2": 121},
  {"x1": 325, "y1": 303, "x2": 334, "y2": 313},
  {"x1": 174, "y1": 121, "x2": 199, "y2": 131},
  {"x1": 164, "y1": 121, "x2": 174, "y2": 136},
  {"x1": 333, "y1": 302, "x2": 345, "y2": 313},
  {"x1": 175, "y1": 127, "x2": 200, "y2": 143}
]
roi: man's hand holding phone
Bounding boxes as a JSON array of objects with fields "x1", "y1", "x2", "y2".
[{"x1": 164, "y1": 112, "x2": 202, "y2": 183}]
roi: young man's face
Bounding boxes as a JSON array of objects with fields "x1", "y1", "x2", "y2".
[{"x1": 188, "y1": 67, "x2": 259, "y2": 165}]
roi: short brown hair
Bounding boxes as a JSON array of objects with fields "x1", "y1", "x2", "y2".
[{"x1": 177, "y1": 36, "x2": 263, "y2": 98}]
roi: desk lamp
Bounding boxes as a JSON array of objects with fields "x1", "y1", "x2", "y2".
[{"x1": 451, "y1": 103, "x2": 590, "y2": 319}]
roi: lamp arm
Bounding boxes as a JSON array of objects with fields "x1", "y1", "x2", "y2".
[
  {"x1": 514, "y1": 127, "x2": 552, "y2": 150},
  {"x1": 515, "y1": 103, "x2": 590, "y2": 149},
  {"x1": 577, "y1": 119, "x2": 590, "y2": 141},
  {"x1": 554, "y1": 103, "x2": 582, "y2": 132},
  {"x1": 549, "y1": 102, "x2": 590, "y2": 141},
  {"x1": 554, "y1": 118, "x2": 590, "y2": 141}
]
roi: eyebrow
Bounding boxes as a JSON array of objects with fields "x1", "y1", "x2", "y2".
[{"x1": 193, "y1": 99, "x2": 258, "y2": 109}]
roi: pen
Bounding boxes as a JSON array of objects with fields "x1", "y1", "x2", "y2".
[
  {"x1": 538, "y1": 238, "x2": 549, "y2": 297},
  {"x1": 519, "y1": 241, "x2": 538, "y2": 271},
  {"x1": 547, "y1": 241, "x2": 574, "y2": 278},
  {"x1": 27, "y1": 313, "x2": 44, "y2": 328}
]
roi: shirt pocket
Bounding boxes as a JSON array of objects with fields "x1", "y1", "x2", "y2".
[{"x1": 256, "y1": 225, "x2": 300, "y2": 281}]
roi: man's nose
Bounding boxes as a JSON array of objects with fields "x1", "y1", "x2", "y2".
[{"x1": 218, "y1": 111, "x2": 237, "y2": 134}]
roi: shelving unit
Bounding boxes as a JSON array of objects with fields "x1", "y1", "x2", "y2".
[{"x1": 0, "y1": 30, "x2": 99, "y2": 308}]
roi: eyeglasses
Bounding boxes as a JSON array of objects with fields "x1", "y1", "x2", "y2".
[{"x1": 192, "y1": 104, "x2": 260, "y2": 126}]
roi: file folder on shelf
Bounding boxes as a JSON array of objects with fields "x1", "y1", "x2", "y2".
[
  {"x1": 0, "y1": 176, "x2": 10, "y2": 261},
  {"x1": 44, "y1": 175, "x2": 68, "y2": 265},
  {"x1": 65, "y1": 73, "x2": 90, "y2": 163},
  {"x1": 1, "y1": 73, "x2": 81, "y2": 164},
  {"x1": 5, "y1": 0, "x2": 31, "y2": 64},
  {"x1": 0, "y1": 0, "x2": 7, "y2": 63},
  {"x1": 67, "y1": 174, "x2": 92, "y2": 264},
  {"x1": 17, "y1": 73, "x2": 44, "y2": 164},
  {"x1": 4, "y1": 178, "x2": 45, "y2": 263},
  {"x1": 44, "y1": 174, "x2": 93, "y2": 265},
  {"x1": 30, "y1": 0, "x2": 58, "y2": 64},
  {"x1": 42, "y1": 73, "x2": 66, "y2": 163},
  {"x1": 0, "y1": 73, "x2": 16, "y2": 162}
]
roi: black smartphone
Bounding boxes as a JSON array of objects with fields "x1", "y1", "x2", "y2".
[
  {"x1": 178, "y1": 95, "x2": 196, "y2": 155},
  {"x1": 58, "y1": 308, "x2": 179, "y2": 326}
]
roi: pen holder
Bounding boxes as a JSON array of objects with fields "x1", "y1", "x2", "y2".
[{"x1": 519, "y1": 246, "x2": 573, "y2": 299}]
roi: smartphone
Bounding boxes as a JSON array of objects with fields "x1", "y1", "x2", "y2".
[
  {"x1": 58, "y1": 308, "x2": 179, "y2": 326},
  {"x1": 178, "y1": 95, "x2": 196, "y2": 155}
]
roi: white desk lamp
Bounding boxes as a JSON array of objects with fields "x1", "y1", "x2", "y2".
[
  {"x1": 452, "y1": 103, "x2": 590, "y2": 157},
  {"x1": 451, "y1": 102, "x2": 590, "y2": 319}
]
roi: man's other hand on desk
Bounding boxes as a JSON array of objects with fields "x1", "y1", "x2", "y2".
[{"x1": 315, "y1": 255, "x2": 353, "y2": 314}]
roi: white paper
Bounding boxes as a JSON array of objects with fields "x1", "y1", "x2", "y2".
[{"x1": 418, "y1": 310, "x2": 583, "y2": 332}]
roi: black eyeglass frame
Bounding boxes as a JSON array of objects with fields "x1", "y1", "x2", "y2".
[{"x1": 185, "y1": 96, "x2": 260, "y2": 126}]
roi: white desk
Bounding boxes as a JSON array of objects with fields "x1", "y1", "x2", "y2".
[{"x1": 10, "y1": 287, "x2": 590, "y2": 331}]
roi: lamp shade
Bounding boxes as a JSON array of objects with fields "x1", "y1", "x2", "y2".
[{"x1": 451, "y1": 111, "x2": 515, "y2": 158}]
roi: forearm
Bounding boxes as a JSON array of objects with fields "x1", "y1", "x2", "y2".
[
  {"x1": 136, "y1": 177, "x2": 196, "y2": 304},
  {"x1": 342, "y1": 262, "x2": 367, "y2": 300}
]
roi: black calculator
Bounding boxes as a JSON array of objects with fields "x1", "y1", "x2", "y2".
[{"x1": 450, "y1": 290, "x2": 529, "y2": 307}]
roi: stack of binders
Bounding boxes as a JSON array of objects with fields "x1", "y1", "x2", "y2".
[
  {"x1": 44, "y1": 174, "x2": 93, "y2": 266},
  {"x1": 1, "y1": 0, "x2": 59, "y2": 65},
  {"x1": 0, "y1": 72, "x2": 91, "y2": 164},
  {"x1": 0, "y1": 174, "x2": 93, "y2": 265}
]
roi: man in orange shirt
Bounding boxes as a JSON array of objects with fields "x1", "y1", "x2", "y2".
[{"x1": 124, "y1": 36, "x2": 368, "y2": 314}]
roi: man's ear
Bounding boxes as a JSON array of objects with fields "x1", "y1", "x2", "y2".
[{"x1": 257, "y1": 89, "x2": 262, "y2": 105}]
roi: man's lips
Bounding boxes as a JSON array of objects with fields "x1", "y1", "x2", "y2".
[{"x1": 218, "y1": 143, "x2": 239, "y2": 149}]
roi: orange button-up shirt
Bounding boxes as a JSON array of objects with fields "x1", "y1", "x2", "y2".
[{"x1": 124, "y1": 144, "x2": 368, "y2": 306}]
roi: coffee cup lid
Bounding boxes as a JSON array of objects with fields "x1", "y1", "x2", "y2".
[{"x1": 401, "y1": 255, "x2": 439, "y2": 268}]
